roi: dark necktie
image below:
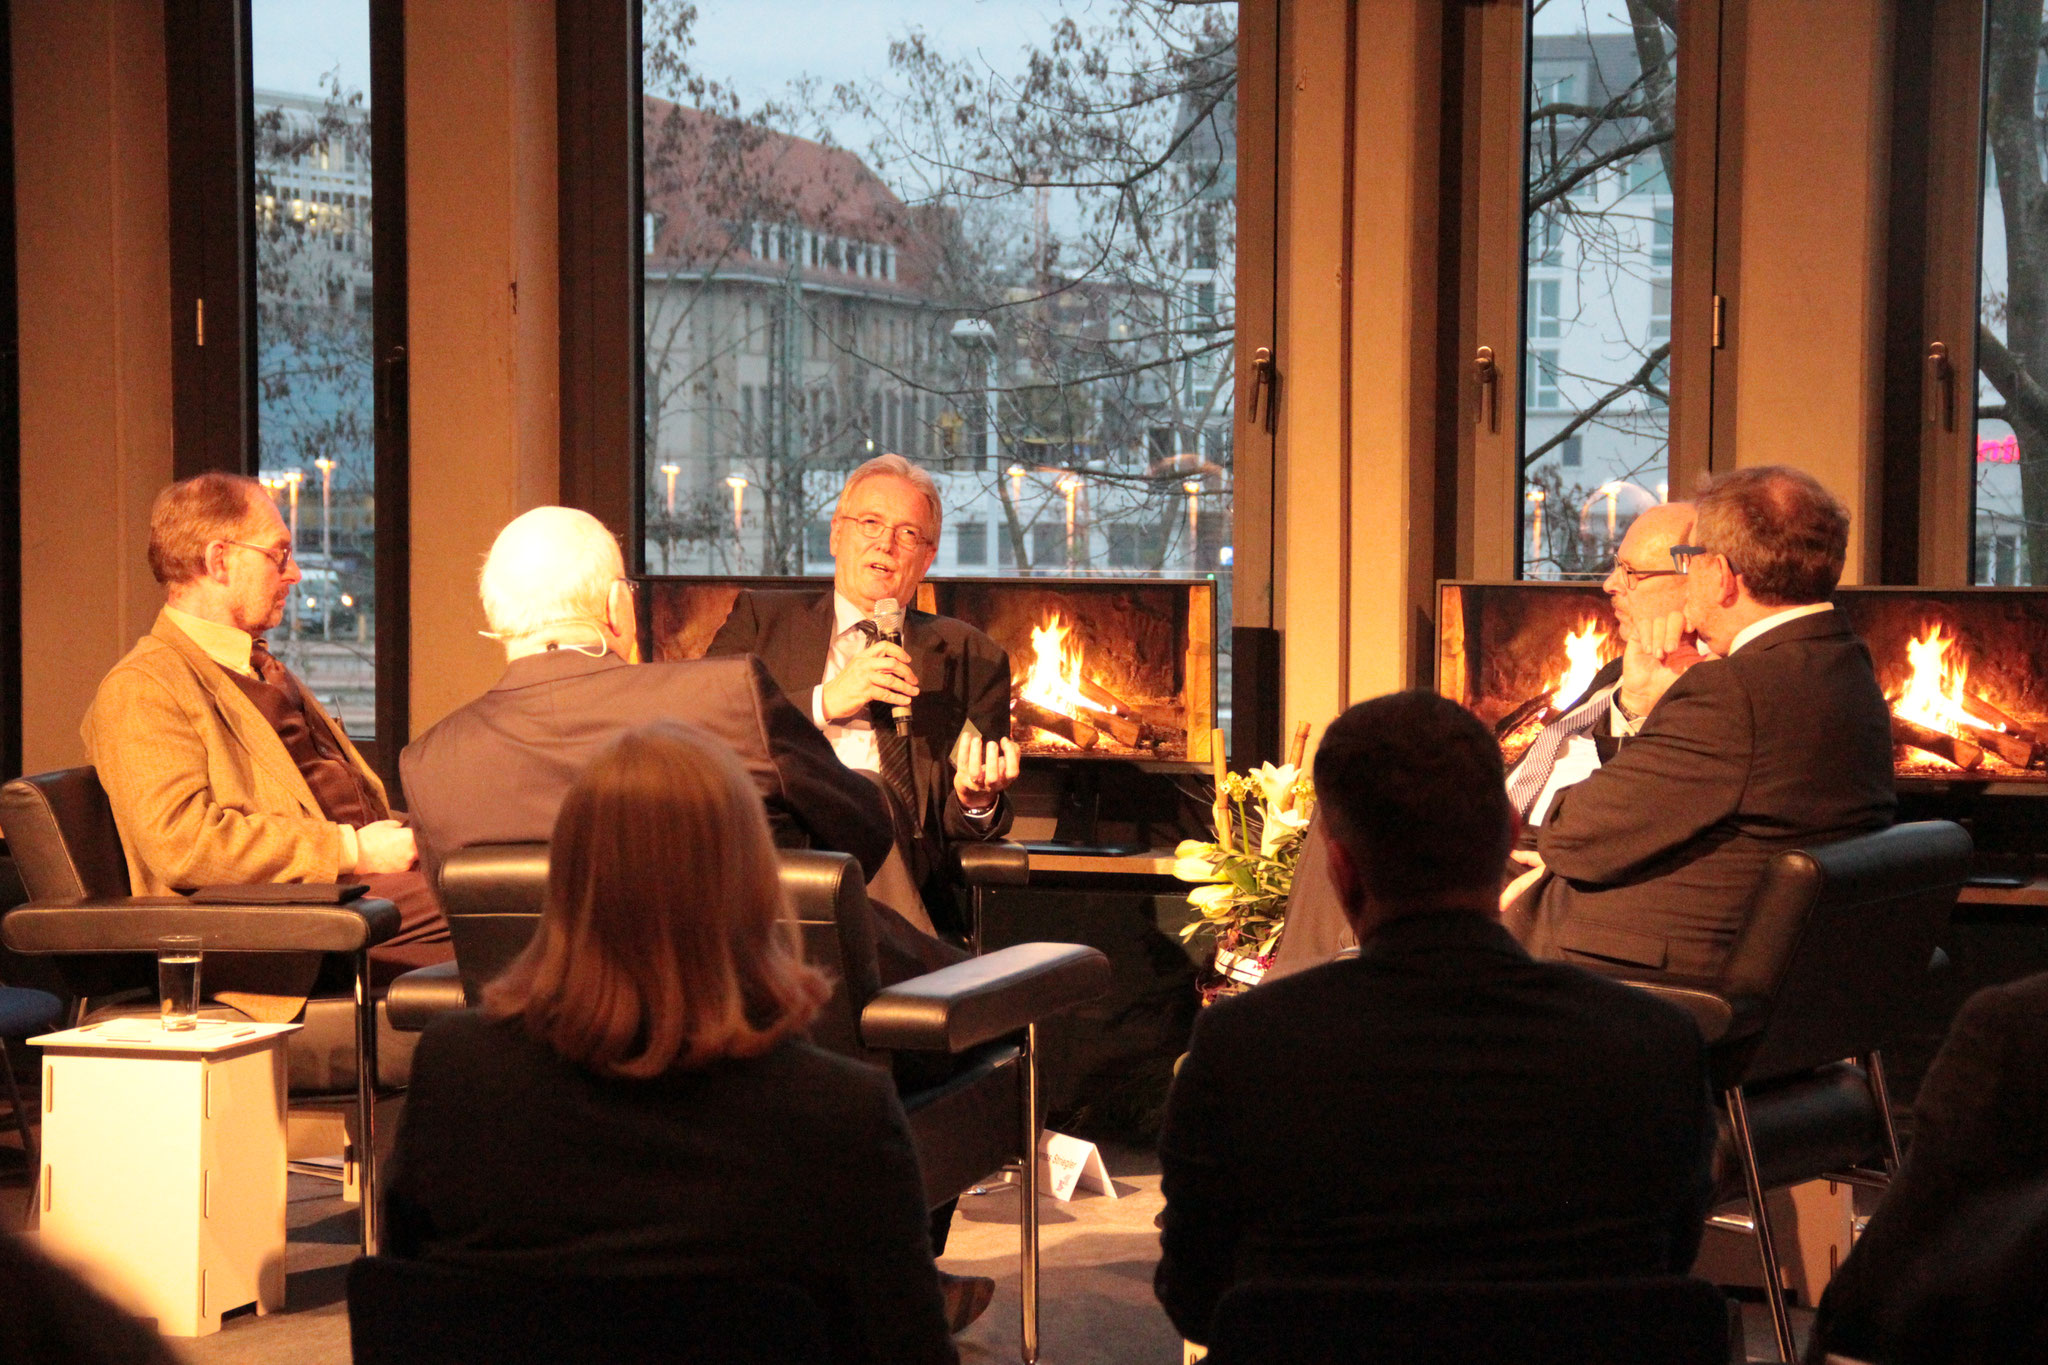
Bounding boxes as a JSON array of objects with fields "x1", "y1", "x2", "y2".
[
  {"x1": 249, "y1": 637, "x2": 292, "y2": 693},
  {"x1": 854, "y1": 620, "x2": 923, "y2": 853}
]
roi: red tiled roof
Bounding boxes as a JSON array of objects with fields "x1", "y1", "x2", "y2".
[{"x1": 642, "y1": 96, "x2": 949, "y2": 296}]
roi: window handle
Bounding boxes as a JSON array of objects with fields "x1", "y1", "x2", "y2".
[
  {"x1": 1474, "y1": 346, "x2": 1500, "y2": 434},
  {"x1": 1926, "y1": 341, "x2": 1956, "y2": 432},
  {"x1": 1247, "y1": 347, "x2": 1280, "y2": 435}
]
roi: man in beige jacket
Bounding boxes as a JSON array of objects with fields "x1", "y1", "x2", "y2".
[{"x1": 83, "y1": 473, "x2": 447, "y2": 1020}]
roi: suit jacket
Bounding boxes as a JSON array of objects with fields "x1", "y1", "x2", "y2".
[
  {"x1": 400, "y1": 650, "x2": 893, "y2": 881},
  {"x1": 385, "y1": 1012, "x2": 956, "y2": 1365},
  {"x1": 1155, "y1": 911, "x2": 1717, "y2": 1345},
  {"x1": 1530, "y1": 609, "x2": 1896, "y2": 979},
  {"x1": 81, "y1": 609, "x2": 390, "y2": 1017},
  {"x1": 1806, "y1": 971, "x2": 2048, "y2": 1363},
  {"x1": 706, "y1": 590, "x2": 1014, "y2": 884}
]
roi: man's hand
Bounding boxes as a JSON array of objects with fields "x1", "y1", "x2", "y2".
[
  {"x1": 1619, "y1": 609, "x2": 1704, "y2": 717},
  {"x1": 821, "y1": 640, "x2": 920, "y2": 723},
  {"x1": 354, "y1": 820, "x2": 418, "y2": 874},
  {"x1": 1501, "y1": 849, "x2": 1546, "y2": 915},
  {"x1": 954, "y1": 738, "x2": 1021, "y2": 815}
]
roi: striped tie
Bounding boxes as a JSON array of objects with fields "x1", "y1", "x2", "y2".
[{"x1": 1505, "y1": 686, "x2": 1615, "y2": 819}]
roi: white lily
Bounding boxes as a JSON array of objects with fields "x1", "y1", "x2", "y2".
[
  {"x1": 1250, "y1": 762, "x2": 1299, "y2": 811},
  {"x1": 1260, "y1": 804, "x2": 1311, "y2": 858}
]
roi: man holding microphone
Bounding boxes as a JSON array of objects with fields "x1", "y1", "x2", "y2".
[{"x1": 708, "y1": 453, "x2": 1021, "y2": 947}]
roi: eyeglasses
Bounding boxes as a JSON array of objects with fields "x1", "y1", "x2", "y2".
[
  {"x1": 224, "y1": 540, "x2": 296, "y2": 572},
  {"x1": 1607, "y1": 558, "x2": 1685, "y2": 591},
  {"x1": 835, "y1": 514, "x2": 932, "y2": 552},
  {"x1": 1667, "y1": 544, "x2": 1734, "y2": 576}
]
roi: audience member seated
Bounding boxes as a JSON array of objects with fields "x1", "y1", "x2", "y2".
[
  {"x1": 1153, "y1": 690, "x2": 1717, "y2": 1347},
  {"x1": 383, "y1": 722, "x2": 959, "y2": 1365},
  {"x1": 82, "y1": 473, "x2": 446, "y2": 1021},
  {"x1": 1513, "y1": 465, "x2": 1896, "y2": 980},
  {"x1": 707, "y1": 454, "x2": 1019, "y2": 939},
  {"x1": 401, "y1": 506, "x2": 892, "y2": 881},
  {"x1": 1806, "y1": 971, "x2": 2048, "y2": 1363}
]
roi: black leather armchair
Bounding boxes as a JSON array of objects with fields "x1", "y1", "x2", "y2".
[
  {"x1": 1606, "y1": 820, "x2": 1973, "y2": 1363},
  {"x1": 347, "y1": 1256, "x2": 830, "y2": 1364},
  {"x1": 1202, "y1": 1276, "x2": 1739, "y2": 1365},
  {"x1": 430, "y1": 842, "x2": 1110, "y2": 1365},
  {"x1": 0, "y1": 767, "x2": 409, "y2": 1252}
]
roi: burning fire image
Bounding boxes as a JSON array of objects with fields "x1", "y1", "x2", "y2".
[
  {"x1": 1550, "y1": 622, "x2": 1611, "y2": 713},
  {"x1": 1492, "y1": 620, "x2": 1617, "y2": 765},
  {"x1": 1887, "y1": 625, "x2": 2046, "y2": 775},
  {"x1": 1010, "y1": 610, "x2": 1174, "y2": 754}
]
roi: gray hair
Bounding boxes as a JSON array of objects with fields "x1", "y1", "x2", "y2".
[
  {"x1": 479, "y1": 506, "x2": 625, "y2": 640},
  {"x1": 1693, "y1": 466, "x2": 1849, "y2": 606},
  {"x1": 835, "y1": 453, "x2": 943, "y2": 540}
]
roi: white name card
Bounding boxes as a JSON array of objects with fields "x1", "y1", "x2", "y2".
[{"x1": 1036, "y1": 1130, "x2": 1116, "y2": 1202}]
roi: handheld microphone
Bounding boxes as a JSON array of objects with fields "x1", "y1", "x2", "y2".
[{"x1": 872, "y1": 598, "x2": 913, "y2": 738}]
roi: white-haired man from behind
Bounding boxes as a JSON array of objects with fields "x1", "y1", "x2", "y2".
[{"x1": 400, "y1": 506, "x2": 894, "y2": 888}]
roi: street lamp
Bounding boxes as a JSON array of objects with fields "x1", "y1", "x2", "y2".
[
  {"x1": 1182, "y1": 478, "x2": 1203, "y2": 570},
  {"x1": 660, "y1": 463, "x2": 681, "y2": 516},
  {"x1": 724, "y1": 473, "x2": 749, "y2": 571},
  {"x1": 275, "y1": 472, "x2": 303, "y2": 646},
  {"x1": 312, "y1": 459, "x2": 335, "y2": 640},
  {"x1": 949, "y1": 318, "x2": 999, "y2": 469},
  {"x1": 1007, "y1": 463, "x2": 1026, "y2": 505},
  {"x1": 1058, "y1": 473, "x2": 1082, "y2": 568},
  {"x1": 1526, "y1": 488, "x2": 1546, "y2": 574}
]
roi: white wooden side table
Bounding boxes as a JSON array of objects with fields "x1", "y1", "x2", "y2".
[{"x1": 29, "y1": 1018, "x2": 299, "y2": 1337}]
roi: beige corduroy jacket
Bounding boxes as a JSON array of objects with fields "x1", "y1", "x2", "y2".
[{"x1": 80, "y1": 609, "x2": 390, "y2": 1020}]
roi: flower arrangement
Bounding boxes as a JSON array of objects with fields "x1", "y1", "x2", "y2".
[{"x1": 1174, "y1": 725, "x2": 1315, "y2": 994}]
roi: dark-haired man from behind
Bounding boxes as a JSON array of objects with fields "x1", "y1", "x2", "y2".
[
  {"x1": 1519, "y1": 465, "x2": 1896, "y2": 981},
  {"x1": 1155, "y1": 691, "x2": 1716, "y2": 1347}
]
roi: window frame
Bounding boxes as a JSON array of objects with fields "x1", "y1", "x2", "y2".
[{"x1": 165, "y1": 0, "x2": 412, "y2": 784}]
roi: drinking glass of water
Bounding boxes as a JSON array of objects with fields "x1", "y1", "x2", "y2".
[{"x1": 158, "y1": 934, "x2": 202, "y2": 1031}]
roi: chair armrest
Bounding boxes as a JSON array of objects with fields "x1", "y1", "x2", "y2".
[
  {"x1": 953, "y1": 840, "x2": 1029, "y2": 888},
  {"x1": 1, "y1": 895, "x2": 401, "y2": 954},
  {"x1": 385, "y1": 961, "x2": 467, "y2": 1031},
  {"x1": 1608, "y1": 971, "x2": 1768, "y2": 1046},
  {"x1": 860, "y1": 942, "x2": 1110, "y2": 1054}
]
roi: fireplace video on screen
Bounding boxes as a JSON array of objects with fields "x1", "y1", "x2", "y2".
[{"x1": 1437, "y1": 581, "x2": 2048, "y2": 786}]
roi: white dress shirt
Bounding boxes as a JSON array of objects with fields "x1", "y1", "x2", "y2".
[
  {"x1": 1728, "y1": 601, "x2": 1834, "y2": 656},
  {"x1": 809, "y1": 591, "x2": 997, "y2": 825},
  {"x1": 812, "y1": 592, "x2": 885, "y2": 776}
]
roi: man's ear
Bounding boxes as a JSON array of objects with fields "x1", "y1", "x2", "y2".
[{"x1": 1324, "y1": 832, "x2": 1361, "y2": 913}]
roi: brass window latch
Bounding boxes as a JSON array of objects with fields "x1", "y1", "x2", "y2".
[
  {"x1": 1247, "y1": 346, "x2": 1280, "y2": 435},
  {"x1": 1926, "y1": 340, "x2": 1956, "y2": 432},
  {"x1": 1474, "y1": 345, "x2": 1500, "y2": 433}
]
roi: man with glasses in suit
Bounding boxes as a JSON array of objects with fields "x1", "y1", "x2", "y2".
[
  {"x1": 707, "y1": 453, "x2": 1021, "y2": 946},
  {"x1": 83, "y1": 473, "x2": 448, "y2": 1021},
  {"x1": 1513, "y1": 465, "x2": 1896, "y2": 981}
]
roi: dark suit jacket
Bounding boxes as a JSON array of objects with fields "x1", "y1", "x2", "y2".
[
  {"x1": 1155, "y1": 911, "x2": 1717, "y2": 1345},
  {"x1": 385, "y1": 1013, "x2": 956, "y2": 1365},
  {"x1": 706, "y1": 590, "x2": 1014, "y2": 882},
  {"x1": 400, "y1": 650, "x2": 893, "y2": 880},
  {"x1": 1806, "y1": 971, "x2": 2048, "y2": 1363},
  {"x1": 1530, "y1": 609, "x2": 1896, "y2": 978}
]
